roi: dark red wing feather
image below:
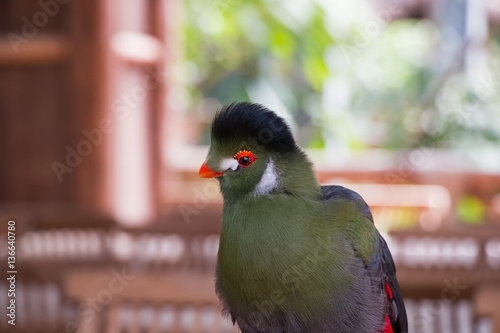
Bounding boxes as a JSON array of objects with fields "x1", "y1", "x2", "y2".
[
  {"x1": 380, "y1": 236, "x2": 408, "y2": 333},
  {"x1": 383, "y1": 315, "x2": 394, "y2": 333}
]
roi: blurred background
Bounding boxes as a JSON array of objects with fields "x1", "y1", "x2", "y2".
[{"x1": 1, "y1": 0, "x2": 500, "y2": 332}]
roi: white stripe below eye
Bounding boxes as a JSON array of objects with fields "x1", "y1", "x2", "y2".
[
  {"x1": 220, "y1": 158, "x2": 239, "y2": 171},
  {"x1": 253, "y1": 158, "x2": 279, "y2": 196}
]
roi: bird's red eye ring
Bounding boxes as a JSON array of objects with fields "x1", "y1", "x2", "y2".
[{"x1": 234, "y1": 150, "x2": 257, "y2": 167}]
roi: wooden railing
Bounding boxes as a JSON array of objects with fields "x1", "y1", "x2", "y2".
[{"x1": 2, "y1": 220, "x2": 499, "y2": 333}]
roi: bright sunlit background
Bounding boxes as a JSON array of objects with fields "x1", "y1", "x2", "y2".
[
  {"x1": 181, "y1": 0, "x2": 500, "y2": 151},
  {"x1": 1, "y1": 0, "x2": 500, "y2": 332}
]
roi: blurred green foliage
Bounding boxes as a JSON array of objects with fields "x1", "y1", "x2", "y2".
[
  {"x1": 182, "y1": 0, "x2": 500, "y2": 150},
  {"x1": 456, "y1": 195, "x2": 487, "y2": 224}
]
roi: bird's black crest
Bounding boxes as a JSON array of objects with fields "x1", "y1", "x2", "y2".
[{"x1": 211, "y1": 102, "x2": 296, "y2": 153}]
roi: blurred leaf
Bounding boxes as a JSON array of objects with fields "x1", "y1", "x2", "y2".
[
  {"x1": 456, "y1": 195, "x2": 487, "y2": 224},
  {"x1": 269, "y1": 29, "x2": 295, "y2": 59}
]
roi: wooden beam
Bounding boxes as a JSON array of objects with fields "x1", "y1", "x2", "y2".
[
  {"x1": 0, "y1": 34, "x2": 69, "y2": 65},
  {"x1": 65, "y1": 271, "x2": 220, "y2": 305}
]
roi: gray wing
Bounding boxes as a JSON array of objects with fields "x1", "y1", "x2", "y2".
[{"x1": 320, "y1": 185, "x2": 408, "y2": 333}]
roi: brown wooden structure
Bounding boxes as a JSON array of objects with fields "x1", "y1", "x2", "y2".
[
  {"x1": 65, "y1": 271, "x2": 240, "y2": 333},
  {"x1": 0, "y1": 0, "x2": 171, "y2": 223}
]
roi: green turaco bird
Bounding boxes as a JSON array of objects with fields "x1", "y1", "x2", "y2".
[{"x1": 199, "y1": 102, "x2": 407, "y2": 333}]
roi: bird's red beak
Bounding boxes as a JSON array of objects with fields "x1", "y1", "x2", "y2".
[{"x1": 199, "y1": 162, "x2": 223, "y2": 178}]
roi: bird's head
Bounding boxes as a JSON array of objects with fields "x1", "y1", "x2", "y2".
[{"x1": 199, "y1": 102, "x2": 320, "y2": 200}]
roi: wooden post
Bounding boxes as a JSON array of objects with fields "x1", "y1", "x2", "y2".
[
  {"x1": 68, "y1": 0, "x2": 113, "y2": 214},
  {"x1": 475, "y1": 284, "x2": 500, "y2": 333}
]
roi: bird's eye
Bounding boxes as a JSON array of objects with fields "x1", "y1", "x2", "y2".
[
  {"x1": 239, "y1": 156, "x2": 252, "y2": 166},
  {"x1": 234, "y1": 150, "x2": 257, "y2": 167}
]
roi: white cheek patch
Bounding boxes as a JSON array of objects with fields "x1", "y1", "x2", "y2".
[
  {"x1": 220, "y1": 158, "x2": 239, "y2": 171},
  {"x1": 253, "y1": 158, "x2": 280, "y2": 196}
]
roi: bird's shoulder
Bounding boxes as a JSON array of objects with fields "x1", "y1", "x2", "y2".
[
  {"x1": 320, "y1": 185, "x2": 373, "y2": 222},
  {"x1": 319, "y1": 185, "x2": 378, "y2": 265}
]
